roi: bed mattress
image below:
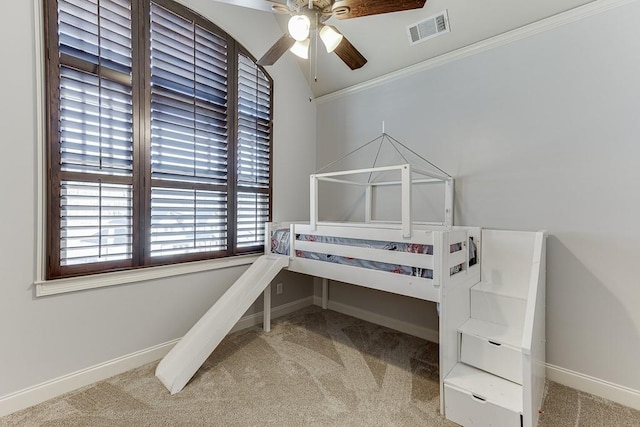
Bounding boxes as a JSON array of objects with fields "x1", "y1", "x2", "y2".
[{"x1": 271, "y1": 229, "x2": 434, "y2": 279}]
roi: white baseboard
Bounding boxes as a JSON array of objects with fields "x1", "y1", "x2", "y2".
[
  {"x1": 546, "y1": 363, "x2": 640, "y2": 411},
  {"x1": 312, "y1": 296, "x2": 640, "y2": 411},
  {"x1": 5, "y1": 297, "x2": 638, "y2": 417},
  {"x1": 0, "y1": 339, "x2": 178, "y2": 418},
  {"x1": 313, "y1": 296, "x2": 439, "y2": 343},
  {"x1": 0, "y1": 296, "x2": 314, "y2": 418}
]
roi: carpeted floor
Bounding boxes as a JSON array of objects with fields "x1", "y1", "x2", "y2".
[{"x1": 2, "y1": 306, "x2": 639, "y2": 426}]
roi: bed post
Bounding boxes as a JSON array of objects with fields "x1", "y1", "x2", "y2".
[
  {"x1": 310, "y1": 175, "x2": 318, "y2": 231},
  {"x1": 264, "y1": 222, "x2": 271, "y2": 255},
  {"x1": 365, "y1": 185, "x2": 372, "y2": 224},
  {"x1": 401, "y1": 164, "x2": 412, "y2": 238},
  {"x1": 263, "y1": 223, "x2": 272, "y2": 332},
  {"x1": 321, "y1": 278, "x2": 329, "y2": 309},
  {"x1": 263, "y1": 283, "x2": 271, "y2": 333},
  {"x1": 444, "y1": 178, "x2": 454, "y2": 228}
]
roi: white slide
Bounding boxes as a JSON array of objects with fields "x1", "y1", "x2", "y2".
[{"x1": 155, "y1": 254, "x2": 289, "y2": 394}]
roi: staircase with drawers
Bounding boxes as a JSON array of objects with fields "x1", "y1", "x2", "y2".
[{"x1": 442, "y1": 229, "x2": 547, "y2": 427}]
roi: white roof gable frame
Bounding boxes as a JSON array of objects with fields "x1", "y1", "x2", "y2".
[{"x1": 310, "y1": 132, "x2": 453, "y2": 238}]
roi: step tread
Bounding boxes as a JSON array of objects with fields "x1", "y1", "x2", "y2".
[
  {"x1": 444, "y1": 363, "x2": 523, "y2": 413},
  {"x1": 472, "y1": 280, "x2": 528, "y2": 300},
  {"x1": 459, "y1": 318, "x2": 524, "y2": 349}
]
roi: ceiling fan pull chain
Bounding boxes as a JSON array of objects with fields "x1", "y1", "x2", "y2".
[{"x1": 314, "y1": 12, "x2": 319, "y2": 83}]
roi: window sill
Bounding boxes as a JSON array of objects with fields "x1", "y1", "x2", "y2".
[{"x1": 34, "y1": 254, "x2": 262, "y2": 297}]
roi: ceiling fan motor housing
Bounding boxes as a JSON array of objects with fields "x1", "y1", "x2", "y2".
[
  {"x1": 332, "y1": 5, "x2": 350, "y2": 16},
  {"x1": 287, "y1": 0, "x2": 334, "y2": 18}
]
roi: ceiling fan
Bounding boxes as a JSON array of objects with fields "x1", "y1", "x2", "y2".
[{"x1": 255, "y1": 0, "x2": 427, "y2": 70}]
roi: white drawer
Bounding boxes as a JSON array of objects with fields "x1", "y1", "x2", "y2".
[
  {"x1": 444, "y1": 383, "x2": 522, "y2": 427},
  {"x1": 460, "y1": 332, "x2": 522, "y2": 385}
]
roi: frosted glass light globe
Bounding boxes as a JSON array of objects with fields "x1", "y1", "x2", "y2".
[
  {"x1": 288, "y1": 15, "x2": 310, "y2": 42},
  {"x1": 319, "y1": 25, "x2": 343, "y2": 53},
  {"x1": 289, "y1": 39, "x2": 310, "y2": 59}
]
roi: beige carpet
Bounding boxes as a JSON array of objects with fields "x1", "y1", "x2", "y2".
[{"x1": 2, "y1": 306, "x2": 639, "y2": 426}]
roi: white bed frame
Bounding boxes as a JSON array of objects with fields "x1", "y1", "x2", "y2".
[
  {"x1": 265, "y1": 220, "x2": 482, "y2": 404},
  {"x1": 266, "y1": 221, "x2": 479, "y2": 305},
  {"x1": 261, "y1": 163, "x2": 545, "y2": 426},
  {"x1": 266, "y1": 163, "x2": 474, "y2": 303},
  {"x1": 309, "y1": 163, "x2": 454, "y2": 237},
  {"x1": 264, "y1": 163, "x2": 482, "y2": 412}
]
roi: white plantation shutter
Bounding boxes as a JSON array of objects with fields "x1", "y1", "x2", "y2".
[
  {"x1": 46, "y1": 0, "x2": 272, "y2": 279},
  {"x1": 149, "y1": 3, "x2": 229, "y2": 257},
  {"x1": 60, "y1": 181, "x2": 133, "y2": 265},
  {"x1": 55, "y1": 0, "x2": 134, "y2": 270},
  {"x1": 236, "y1": 54, "x2": 271, "y2": 248},
  {"x1": 237, "y1": 192, "x2": 270, "y2": 248},
  {"x1": 58, "y1": 0, "x2": 132, "y2": 75},
  {"x1": 59, "y1": 67, "x2": 134, "y2": 176},
  {"x1": 150, "y1": 188, "x2": 227, "y2": 256}
]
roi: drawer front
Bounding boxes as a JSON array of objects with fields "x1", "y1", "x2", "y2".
[
  {"x1": 444, "y1": 384, "x2": 521, "y2": 427},
  {"x1": 460, "y1": 334, "x2": 522, "y2": 385}
]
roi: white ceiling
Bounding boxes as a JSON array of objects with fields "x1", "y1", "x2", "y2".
[{"x1": 216, "y1": 0, "x2": 597, "y2": 97}]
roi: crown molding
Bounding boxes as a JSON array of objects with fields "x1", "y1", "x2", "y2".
[{"x1": 316, "y1": 0, "x2": 637, "y2": 104}]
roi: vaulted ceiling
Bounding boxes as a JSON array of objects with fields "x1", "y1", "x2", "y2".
[{"x1": 215, "y1": 0, "x2": 597, "y2": 97}]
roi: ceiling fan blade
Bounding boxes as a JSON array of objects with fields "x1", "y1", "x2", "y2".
[
  {"x1": 332, "y1": 0, "x2": 427, "y2": 20},
  {"x1": 333, "y1": 36, "x2": 367, "y2": 70},
  {"x1": 257, "y1": 34, "x2": 296, "y2": 66}
]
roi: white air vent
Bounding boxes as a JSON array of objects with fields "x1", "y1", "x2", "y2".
[{"x1": 407, "y1": 10, "x2": 450, "y2": 46}]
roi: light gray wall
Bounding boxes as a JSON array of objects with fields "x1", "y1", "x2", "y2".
[
  {"x1": 0, "y1": 0, "x2": 315, "y2": 397},
  {"x1": 316, "y1": 2, "x2": 640, "y2": 391}
]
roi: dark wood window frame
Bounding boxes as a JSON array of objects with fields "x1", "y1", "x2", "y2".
[{"x1": 44, "y1": 0, "x2": 273, "y2": 280}]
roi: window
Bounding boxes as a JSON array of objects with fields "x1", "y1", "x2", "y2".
[{"x1": 44, "y1": 0, "x2": 272, "y2": 279}]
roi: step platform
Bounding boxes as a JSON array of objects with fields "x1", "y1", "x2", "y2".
[
  {"x1": 459, "y1": 318, "x2": 523, "y2": 385},
  {"x1": 444, "y1": 363, "x2": 523, "y2": 427},
  {"x1": 470, "y1": 281, "x2": 527, "y2": 331}
]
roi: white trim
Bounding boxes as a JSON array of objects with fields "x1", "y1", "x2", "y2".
[
  {"x1": 35, "y1": 254, "x2": 261, "y2": 296},
  {"x1": 316, "y1": 0, "x2": 638, "y2": 104},
  {"x1": 0, "y1": 296, "x2": 314, "y2": 417},
  {"x1": 546, "y1": 364, "x2": 640, "y2": 411},
  {"x1": 33, "y1": 0, "x2": 46, "y2": 292},
  {"x1": 0, "y1": 339, "x2": 178, "y2": 418},
  {"x1": 5, "y1": 295, "x2": 639, "y2": 417},
  {"x1": 313, "y1": 296, "x2": 439, "y2": 343}
]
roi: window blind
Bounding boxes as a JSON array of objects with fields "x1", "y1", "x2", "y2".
[
  {"x1": 47, "y1": 0, "x2": 272, "y2": 278},
  {"x1": 237, "y1": 54, "x2": 271, "y2": 189},
  {"x1": 56, "y1": 0, "x2": 134, "y2": 268},
  {"x1": 58, "y1": 0, "x2": 133, "y2": 75},
  {"x1": 60, "y1": 181, "x2": 133, "y2": 265},
  {"x1": 149, "y1": 3, "x2": 229, "y2": 257},
  {"x1": 59, "y1": 67, "x2": 134, "y2": 176},
  {"x1": 236, "y1": 54, "x2": 271, "y2": 248},
  {"x1": 236, "y1": 192, "x2": 269, "y2": 248},
  {"x1": 150, "y1": 188, "x2": 227, "y2": 256}
]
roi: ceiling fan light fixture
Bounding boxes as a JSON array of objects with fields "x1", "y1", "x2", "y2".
[
  {"x1": 319, "y1": 25, "x2": 343, "y2": 53},
  {"x1": 288, "y1": 15, "x2": 311, "y2": 41},
  {"x1": 289, "y1": 39, "x2": 310, "y2": 59}
]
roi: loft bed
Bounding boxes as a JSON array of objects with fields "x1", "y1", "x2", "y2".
[
  {"x1": 258, "y1": 140, "x2": 545, "y2": 426},
  {"x1": 265, "y1": 132, "x2": 481, "y2": 304},
  {"x1": 260, "y1": 143, "x2": 484, "y2": 420},
  {"x1": 264, "y1": 162, "x2": 481, "y2": 303}
]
